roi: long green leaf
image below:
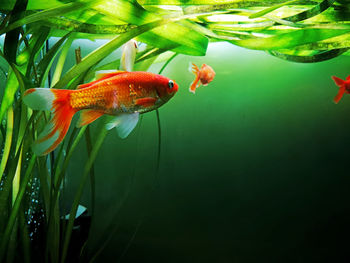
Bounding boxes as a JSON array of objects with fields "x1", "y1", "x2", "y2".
[
  {"x1": 3, "y1": 0, "x2": 28, "y2": 63},
  {"x1": 249, "y1": 0, "x2": 299, "y2": 19},
  {"x1": 51, "y1": 36, "x2": 74, "y2": 86},
  {"x1": 0, "y1": 155, "x2": 36, "y2": 263},
  {"x1": 61, "y1": 126, "x2": 108, "y2": 263},
  {"x1": 25, "y1": 26, "x2": 50, "y2": 81},
  {"x1": 39, "y1": 17, "x2": 135, "y2": 34},
  {"x1": 268, "y1": 48, "x2": 348, "y2": 62},
  {"x1": 229, "y1": 28, "x2": 350, "y2": 50},
  {"x1": 284, "y1": 0, "x2": 336, "y2": 22},
  {"x1": 1, "y1": 0, "x2": 64, "y2": 11},
  {"x1": 0, "y1": 131, "x2": 29, "y2": 262},
  {"x1": 0, "y1": 48, "x2": 34, "y2": 124},
  {"x1": 139, "y1": 0, "x2": 312, "y2": 5},
  {"x1": 37, "y1": 32, "x2": 71, "y2": 86},
  {"x1": 0, "y1": 0, "x2": 101, "y2": 34},
  {"x1": 93, "y1": 0, "x2": 208, "y2": 55},
  {"x1": 0, "y1": 107, "x2": 13, "y2": 182},
  {"x1": 53, "y1": 18, "x2": 175, "y2": 90}
]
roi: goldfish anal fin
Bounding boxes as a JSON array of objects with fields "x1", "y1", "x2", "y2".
[
  {"x1": 23, "y1": 88, "x2": 76, "y2": 155},
  {"x1": 76, "y1": 110, "x2": 104, "y2": 128},
  {"x1": 106, "y1": 113, "x2": 139, "y2": 139},
  {"x1": 135, "y1": 97, "x2": 157, "y2": 107},
  {"x1": 334, "y1": 86, "x2": 346, "y2": 104},
  {"x1": 77, "y1": 71, "x2": 127, "y2": 90}
]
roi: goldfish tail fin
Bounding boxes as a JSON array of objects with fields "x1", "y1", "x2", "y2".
[
  {"x1": 189, "y1": 63, "x2": 200, "y2": 94},
  {"x1": 332, "y1": 76, "x2": 347, "y2": 104},
  {"x1": 23, "y1": 88, "x2": 76, "y2": 156}
]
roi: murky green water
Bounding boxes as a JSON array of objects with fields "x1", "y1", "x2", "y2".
[{"x1": 61, "y1": 42, "x2": 350, "y2": 262}]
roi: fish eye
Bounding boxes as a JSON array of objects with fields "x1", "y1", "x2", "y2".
[{"x1": 168, "y1": 80, "x2": 174, "y2": 89}]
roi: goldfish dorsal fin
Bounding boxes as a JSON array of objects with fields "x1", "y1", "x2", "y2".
[
  {"x1": 332, "y1": 76, "x2": 345, "y2": 87},
  {"x1": 105, "y1": 113, "x2": 139, "y2": 139},
  {"x1": 76, "y1": 71, "x2": 128, "y2": 90},
  {"x1": 95, "y1": 70, "x2": 127, "y2": 80},
  {"x1": 76, "y1": 110, "x2": 104, "y2": 128}
]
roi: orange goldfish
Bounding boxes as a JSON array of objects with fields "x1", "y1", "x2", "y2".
[
  {"x1": 23, "y1": 71, "x2": 178, "y2": 156},
  {"x1": 332, "y1": 75, "x2": 350, "y2": 104},
  {"x1": 189, "y1": 63, "x2": 216, "y2": 94}
]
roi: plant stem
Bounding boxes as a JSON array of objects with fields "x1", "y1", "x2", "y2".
[
  {"x1": 0, "y1": 106, "x2": 14, "y2": 182},
  {"x1": 61, "y1": 126, "x2": 108, "y2": 263},
  {"x1": 0, "y1": 154, "x2": 36, "y2": 262},
  {"x1": 12, "y1": 145, "x2": 23, "y2": 206}
]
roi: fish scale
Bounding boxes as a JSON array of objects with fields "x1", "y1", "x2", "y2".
[{"x1": 70, "y1": 85, "x2": 116, "y2": 111}]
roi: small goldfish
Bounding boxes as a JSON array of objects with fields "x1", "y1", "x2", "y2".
[
  {"x1": 189, "y1": 63, "x2": 216, "y2": 94},
  {"x1": 332, "y1": 75, "x2": 350, "y2": 104},
  {"x1": 23, "y1": 71, "x2": 178, "y2": 156}
]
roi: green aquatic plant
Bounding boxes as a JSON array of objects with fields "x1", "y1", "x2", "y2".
[{"x1": 0, "y1": 0, "x2": 350, "y2": 261}]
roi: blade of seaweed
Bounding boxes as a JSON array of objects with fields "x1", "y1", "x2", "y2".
[{"x1": 268, "y1": 48, "x2": 349, "y2": 62}]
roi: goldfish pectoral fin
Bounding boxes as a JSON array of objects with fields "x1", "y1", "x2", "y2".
[
  {"x1": 135, "y1": 97, "x2": 157, "y2": 107},
  {"x1": 105, "y1": 113, "x2": 139, "y2": 139},
  {"x1": 76, "y1": 110, "x2": 104, "y2": 128},
  {"x1": 332, "y1": 76, "x2": 345, "y2": 87},
  {"x1": 23, "y1": 88, "x2": 76, "y2": 155},
  {"x1": 95, "y1": 70, "x2": 127, "y2": 80},
  {"x1": 334, "y1": 86, "x2": 346, "y2": 104},
  {"x1": 189, "y1": 62, "x2": 199, "y2": 75},
  {"x1": 346, "y1": 75, "x2": 350, "y2": 81}
]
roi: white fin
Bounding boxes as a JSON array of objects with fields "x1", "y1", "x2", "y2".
[
  {"x1": 23, "y1": 88, "x2": 55, "y2": 111},
  {"x1": 188, "y1": 62, "x2": 193, "y2": 73},
  {"x1": 120, "y1": 39, "x2": 138, "y2": 71},
  {"x1": 106, "y1": 113, "x2": 139, "y2": 139},
  {"x1": 65, "y1": 205, "x2": 87, "y2": 220},
  {"x1": 32, "y1": 121, "x2": 59, "y2": 156}
]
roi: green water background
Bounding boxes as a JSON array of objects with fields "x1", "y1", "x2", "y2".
[{"x1": 62, "y1": 42, "x2": 350, "y2": 262}]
